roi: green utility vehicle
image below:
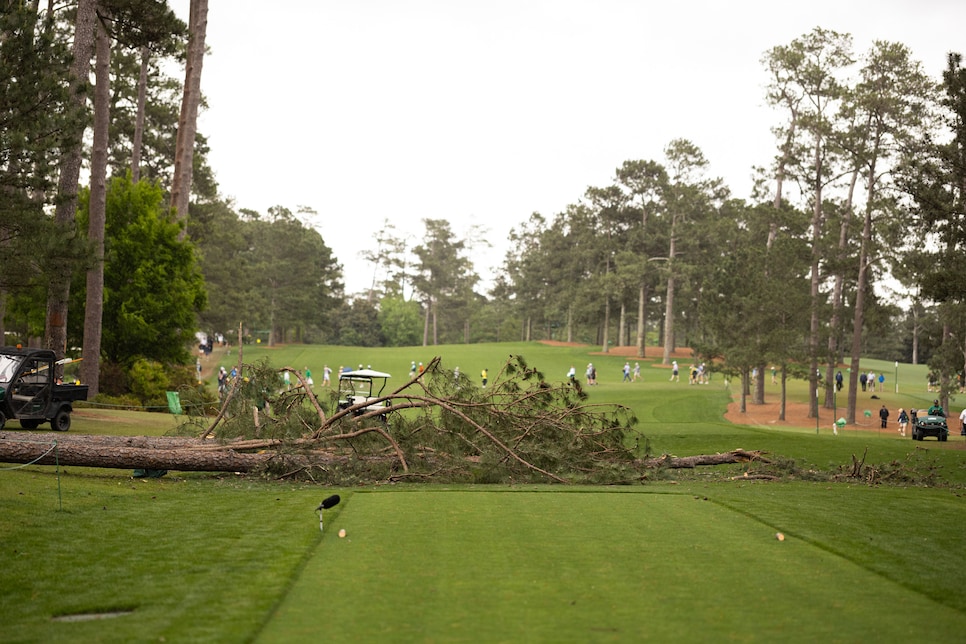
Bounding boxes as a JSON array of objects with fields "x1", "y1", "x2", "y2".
[{"x1": 910, "y1": 411, "x2": 949, "y2": 442}]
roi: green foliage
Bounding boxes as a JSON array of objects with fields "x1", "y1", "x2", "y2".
[
  {"x1": 0, "y1": 6, "x2": 86, "y2": 291},
  {"x1": 201, "y1": 353, "x2": 639, "y2": 484},
  {"x1": 72, "y1": 175, "x2": 206, "y2": 366},
  {"x1": 328, "y1": 298, "x2": 384, "y2": 347},
  {"x1": 376, "y1": 295, "x2": 421, "y2": 346},
  {"x1": 127, "y1": 358, "x2": 170, "y2": 407},
  {"x1": 187, "y1": 205, "x2": 342, "y2": 344},
  {"x1": 411, "y1": 219, "x2": 481, "y2": 344}
]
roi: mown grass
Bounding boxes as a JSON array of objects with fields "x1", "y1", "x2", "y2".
[
  {"x1": 1, "y1": 341, "x2": 965, "y2": 642},
  {"x1": 258, "y1": 487, "x2": 966, "y2": 643}
]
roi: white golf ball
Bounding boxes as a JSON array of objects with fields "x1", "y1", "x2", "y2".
[
  {"x1": 338, "y1": 529, "x2": 346, "y2": 538},
  {"x1": 775, "y1": 532, "x2": 785, "y2": 541}
]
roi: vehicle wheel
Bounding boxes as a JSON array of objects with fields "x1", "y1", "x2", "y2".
[
  {"x1": 0, "y1": 411, "x2": 5, "y2": 430},
  {"x1": 19, "y1": 419, "x2": 41, "y2": 430},
  {"x1": 52, "y1": 409, "x2": 71, "y2": 432}
]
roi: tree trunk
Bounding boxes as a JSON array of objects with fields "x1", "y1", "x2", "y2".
[
  {"x1": 636, "y1": 284, "x2": 647, "y2": 359},
  {"x1": 825, "y1": 169, "x2": 858, "y2": 410},
  {"x1": 422, "y1": 300, "x2": 430, "y2": 346},
  {"x1": 846, "y1": 161, "x2": 877, "y2": 425},
  {"x1": 641, "y1": 449, "x2": 767, "y2": 469},
  {"x1": 0, "y1": 432, "x2": 314, "y2": 472},
  {"x1": 753, "y1": 362, "x2": 765, "y2": 405},
  {"x1": 601, "y1": 297, "x2": 610, "y2": 353},
  {"x1": 662, "y1": 270, "x2": 676, "y2": 365},
  {"x1": 807, "y1": 138, "x2": 824, "y2": 419},
  {"x1": 44, "y1": 0, "x2": 97, "y2": 359},
  {"x1": 0, "y1": 432, "x2": 765, "y2": 475},
  {"x1": 170, "y1": 0, "x2": 208, "y2": 227},
  {"x1": 80, "y1": 10, "x2": 110, "y2": 396},
  {"x1": 618, "y1": 301, "x2": 626, "y2": 347},
  {"x1": 432, "y1": 300, "x2": 438, "y2": 345},
  {"x1": 131, "y1": 45, "x2": 149, "y2": 182}
]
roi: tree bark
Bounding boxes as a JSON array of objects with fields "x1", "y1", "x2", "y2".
[
  {"x1": 131, "y1": 45, "x2": 149, "y2": 182},
  {"x1": 170, "y1": 0, "x2": 208, "y2": 228},
  {"x1": 80, "y1": 8, "x2": 110, "y2": 396},
  {"x1": 0, "y1": 432, "x2": 312, "y2": 472},
  {"x1": 636, "y1": 284, "x2": 647, "y2": 359},
  {"x1": 44, "y1": 0, "x2": 97, "y2": 359},
  {"x1": 640, "y1": 449, "x2": 768, "y2": 469},
  {"x1": 0, "y1": 432, "x2": 767, "y2": 476}
]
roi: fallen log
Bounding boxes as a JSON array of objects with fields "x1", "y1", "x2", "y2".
[
  {"x1": 0, "y1": 432, "x2": 769, "y2": 477},
  {"x1": 640, "y1": 449, "x2": 768, "y2": 469},
  {"x1": 0, "y1": 432, "x2": 319, "y2": 472}
]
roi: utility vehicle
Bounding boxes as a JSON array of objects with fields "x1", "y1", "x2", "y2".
[
  {"x1": 910, "y1": 411, "x2": 948, "y2": 442},
  {"x1": 0, "y1": 347, "x2": 88, "y2": 431},
  {"x1": 336, "y1": 368, "x2": 391, "y2": 422}
]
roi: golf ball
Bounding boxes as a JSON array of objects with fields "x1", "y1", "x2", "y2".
[
  {"x1": 338, "y1": 529, "x2": 346, "y2": 538},
  {"x1": 776, "y1": 532, "x2": 785, "y2": 541}
]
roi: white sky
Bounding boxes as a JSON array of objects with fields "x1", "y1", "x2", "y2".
[{"x1": 169, "y1": 0, "x2": 966, "y2": 295}]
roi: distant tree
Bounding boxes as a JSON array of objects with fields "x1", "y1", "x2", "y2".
[
  {"x1": 98, "y1": 0, "x2": 185, "y2": 183},
  {"x1": 329, "y1": 298, "x2": 383, "y2": 347},
  {"x1": 378, "y1": 295, "x2": 421, "y2": 347},
  {"x1": 170, "y1": 0, "x2": 207, "y2": 224},
  {"x1": 615, "y1": 159, "x2": 668, "y2": 358},
  {"x1": 0, "y1": 5, "x2": 78, "y2": 338},
  {"x1": 358, "y1": 220, "x2": 412, "y2": 302},
  {"x1": 412, "y1": 219, "x2": 477, "y2": 346},
  {"x1": 504, "y1": 213, "x2": 552, "y2": 341},
  {"x1": 659, "y1": 138, "x2": 723, "y2": 365},
  {"x1": 185, "y1": 200, "x2": 257, "y2": 337},
  {"x1": 839, "y1": 40, "x2": 934, "y2": 423},
  {"x1": 900, "y1": 52, "x2": 966, "y2": 409},
  {"x1": 244, "y1": 207, "x2": 342, "y2": 346},
  {"x1": 762, "y1": 27, "x2": 854, "y2": 418}
]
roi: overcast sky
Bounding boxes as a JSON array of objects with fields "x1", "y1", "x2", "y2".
[{"x1": 169, "y1": 1, "x2": 965, "y2": 295}]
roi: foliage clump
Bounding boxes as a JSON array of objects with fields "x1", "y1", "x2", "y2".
[{"x1": 178, "y1": 355, "x2": 642, "y2": 484}]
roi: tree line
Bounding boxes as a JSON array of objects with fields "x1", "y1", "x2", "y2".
[{"x1": 2, "y1": 7, "x2": 965, "y2": 423}]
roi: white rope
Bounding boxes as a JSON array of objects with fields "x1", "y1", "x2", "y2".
[{"x1": 0, "y1": 439, "x2": 57, "y2": 471}]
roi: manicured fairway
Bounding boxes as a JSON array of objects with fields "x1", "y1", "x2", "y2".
[{"x1": 257, "y1": 489, "x2": 966, "y2": 642}]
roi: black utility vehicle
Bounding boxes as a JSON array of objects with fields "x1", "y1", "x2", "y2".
[{"x1": 0, "y1": 347, "x2": 88, "y2": 431}]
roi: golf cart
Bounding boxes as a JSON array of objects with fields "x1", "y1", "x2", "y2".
[
  {"x1": 910, "y1": 410, "x2": 948, "y2": 442},
  {"x1": 337, "y1": 368, "x2": 391, "y2": 422},
  {"x1": 0, "y1": 346, "x2": 88, "y2": 431}
]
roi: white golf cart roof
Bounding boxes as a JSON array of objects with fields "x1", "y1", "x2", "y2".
[{"x1": 339, "y1": 369, "x2": 391, "y2": 379}]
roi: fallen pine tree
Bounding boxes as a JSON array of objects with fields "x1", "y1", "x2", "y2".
[
  {"x1": 0, "y1": 431, "x2": 767, "y2": 478},
  {"x1": 0, "y1": 356, "x2": 769, "y2": 484}
]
